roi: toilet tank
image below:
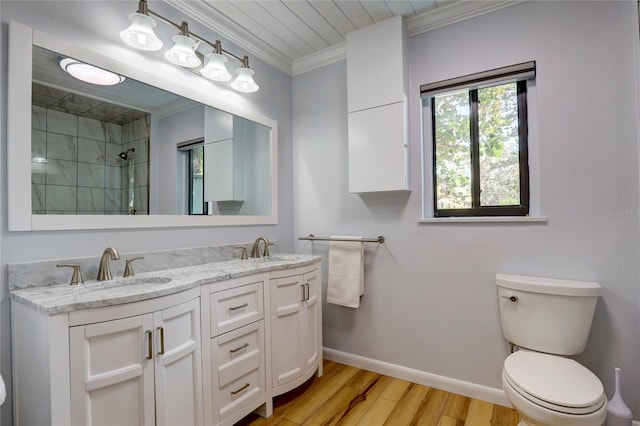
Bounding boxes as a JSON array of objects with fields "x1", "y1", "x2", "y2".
[{"x1": 496, "y1": 274, "x2": 601, "y2": 356}]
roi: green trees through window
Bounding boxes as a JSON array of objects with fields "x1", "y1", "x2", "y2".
[{"x1": 431, "y1": 80, "x2": 529, "y2": 217}]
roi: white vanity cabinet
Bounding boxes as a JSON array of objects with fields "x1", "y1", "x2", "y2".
[
  {"x1": 11, "y1": 287, "x2": 202, "y2": 426},
  {"x1": 270, "y1": 264, "x2": 322, "y2": 396},
  {"x1": 69, "y1": 297, "x2": 202, "y2": 426},
  {"x1": 10, "y1": 256, "x2": 323, "y2": 426},
  {"x1": 201, "y1": 275, "x2": 267, "y2": 426}
]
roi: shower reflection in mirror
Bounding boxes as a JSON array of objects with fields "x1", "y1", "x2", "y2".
[{"x1": 31, "y1": 82, "x2": 150, "y2": 215}]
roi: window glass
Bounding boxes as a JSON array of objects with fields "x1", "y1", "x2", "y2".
[
  {"x1": 188, "y1": 145, "x2": 206, "y2": 215},
  {"x1": 478, "y1": 83, "x2": 520, "y2": 206},
  {"x1": 433, "y1": 90, "x2": 472, "y2": 209}
]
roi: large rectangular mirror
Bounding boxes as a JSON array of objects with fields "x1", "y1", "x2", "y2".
[{"x1": 8, "y1": 21, "x2": 278, "y2": 231}]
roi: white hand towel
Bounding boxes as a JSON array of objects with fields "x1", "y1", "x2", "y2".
[{"x1": 327, "y1": 236, "x2": 364, "y2": 308}]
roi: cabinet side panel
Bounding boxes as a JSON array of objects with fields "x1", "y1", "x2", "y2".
[{"x1": 11, "y1": 302, "x2": 52, "y2": 425}]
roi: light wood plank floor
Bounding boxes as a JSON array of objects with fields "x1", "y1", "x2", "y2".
[{"x1": 236, "y1": 360, "x2": 520, "y2": 426}]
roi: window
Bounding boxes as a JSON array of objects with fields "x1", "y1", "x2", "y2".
[
  {"x1": 421, "y1": 62, "x2": 534, "y2": 217},
  {"x1": 188, "y1": 145, "x2": 207, "y2": 215},
  {"x1": 178, "y1": 139, "x2": 208, "y2": 215}
]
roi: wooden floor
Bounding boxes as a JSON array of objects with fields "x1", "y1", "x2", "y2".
[{"x1": 236, "y1": 360, "x2": 519, "y2": 426}]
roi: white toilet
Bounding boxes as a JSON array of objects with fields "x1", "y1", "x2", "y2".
[{"x1": 496, "y1": 273, "x2": 607, "y2": 426}]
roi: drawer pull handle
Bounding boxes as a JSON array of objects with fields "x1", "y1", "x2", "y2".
[
  {"x1": 231, "y1": 382, "x2": 250, "y2": 395},
  {"x1": 229, "y1": 303, "x2": 248, "y2": 311},
  {"x1": 146, "y1": 330, "x2": 153, "y2": 360},
  {"x1": 501, "y1": 295, "x2": 518, "y2": 302},
  {"x1": 158, "y1": 326, "x2": 165, "y2": 355},
  {"x1": 230, "y1": 343, "x2": 249, "y2": 354}
]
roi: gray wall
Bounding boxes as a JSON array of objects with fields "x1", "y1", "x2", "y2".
[
  {"x1": 293, "y1": 0, "x2": 640, "y2": 418},
  {"x1": 0, "y1": 2, "x2": 293, "y2": 425}
]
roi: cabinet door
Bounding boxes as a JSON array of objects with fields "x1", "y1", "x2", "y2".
[
  {"x1": 302, "y1": 269, "x2": 320, "y2": 377},
  {"x1": 270, "y1": 274, "x2": 304, "y2": 387},
  {"x1": 154, "y1": 298, "x2": 203, "y2": 426},
  {"x1": 70, "y1": 314, "x2": 155, "y2": 426},
  {"x1": 348, "y1": 102, "x2": 409, "y2": 193}
]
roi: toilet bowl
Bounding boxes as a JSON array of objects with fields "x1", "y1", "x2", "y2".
[
  {"x1": 502, "y1": 351, "x2": 606, "y2": 426},
  {"x1": 496, "y1": 274, "x2": 606, "y2": 426}
]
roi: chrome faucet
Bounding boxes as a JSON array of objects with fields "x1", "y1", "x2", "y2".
[
  {"x1": 97, "y1": 247, "x2": 120, "y2": 281},
  {"x1": 250, "y1": 236, "x2": 271, "y2": 258}
]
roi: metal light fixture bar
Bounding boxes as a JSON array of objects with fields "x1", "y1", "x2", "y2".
[{"x1": 121, "y1": 0, "x2": 258, "y2": 92}]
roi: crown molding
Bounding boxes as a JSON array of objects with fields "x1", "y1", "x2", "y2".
[
  {"x1": 291, "y1": 42, "x2": 346, "y2": 76},
  {"x1": 290, "y1": 0, "x2": 525, "y2": 76},
  {"x1": 405, "y1": 0, "x2": 528, "y2": 36},
  {"x1": 167, "y1": 0, "x2": 293, "y2": 75},
  {"x1": 168, "y1": 0, "x2": 526, "y2": 77}
]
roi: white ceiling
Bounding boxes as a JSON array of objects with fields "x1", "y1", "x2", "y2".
[{"x1": 169, "y1": 0, "x2": 523, "y2": 76}]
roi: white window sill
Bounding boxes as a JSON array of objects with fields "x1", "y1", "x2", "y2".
[{"x1": 419, "y1": 216, "x2": 548, "y2": 224}]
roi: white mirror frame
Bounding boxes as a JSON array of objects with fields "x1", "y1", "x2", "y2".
[{"x1": 8, "y1": 21, "x2": 278, "y2": 231}]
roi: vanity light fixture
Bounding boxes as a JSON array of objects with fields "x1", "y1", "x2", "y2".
[
  {"x1": 59, "y1": 58, "x2": 126, "y2": 86},
  {"x1": 164, "y1": 22, "x2": 201, "y2": 68},
  {"x1": 120, "y1": 0, "x2": 259, "y2": 93}
]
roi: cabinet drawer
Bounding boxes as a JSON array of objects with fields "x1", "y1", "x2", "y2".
[
  {"x1": 212, "y1": 321, "x2": 266, "y2": 424},
  {"x1": 215, "y1": 321, "x2": 263, "y2": 387},
  {"x1": 218, "y1": 367, "x2": 264, "y2": 421},
  {"x1": 210, "y1": 282, "x2": 263, "y2": 336}
]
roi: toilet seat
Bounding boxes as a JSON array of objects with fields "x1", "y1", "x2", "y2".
[{"x1": 503, "y1": 351, "x2": 606, "y2": 415}]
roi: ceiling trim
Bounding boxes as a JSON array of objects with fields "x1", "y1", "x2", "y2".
[
  {"x1": 168, "y1": 0, "x2": 526, "y2": 77},
  {"x1": 167, "y1": 0, "x2": 294, "y2": 75},
  {"x1": 405, "y1": 0, "x2": 528, "y2": 37},
  {"x1": 291, "y1": 0, "x2": 525, "y2": 76},
  {"x1": 291, "y1": 42, "x2": 346, "y2": 77}
]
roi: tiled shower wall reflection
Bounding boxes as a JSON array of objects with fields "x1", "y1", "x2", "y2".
[{"x1": 31, "y1": 106, "x2": 149, "y2": 215}]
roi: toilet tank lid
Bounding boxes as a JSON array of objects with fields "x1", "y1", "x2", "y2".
[{"x1": 496, "y1": 274, "x2": 601, "y2": 297}]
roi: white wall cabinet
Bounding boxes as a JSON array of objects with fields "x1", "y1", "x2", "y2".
[
  {"x1": 69, "y1": 298, "x2": 202, "y2": 426},
  {"x1": 346, "y1": 16, "x2": 409, "y2": 193},
  {"x1": 204, "y1": 106, "x2": 245, "y2": 202},
  {"x1": 270, "y1": 265, "x2": 322, "y2": 396}
]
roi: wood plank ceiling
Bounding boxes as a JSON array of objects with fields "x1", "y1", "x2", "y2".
[{"x1": 169, "y1": 0, "x2": 522, "y2": 75}]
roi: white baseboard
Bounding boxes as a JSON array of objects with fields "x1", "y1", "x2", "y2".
[{"x1": 323, "y1": 347, "x2": 511, "y2": 407}]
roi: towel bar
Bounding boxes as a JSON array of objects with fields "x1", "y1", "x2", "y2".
[{"x1": 298, "y1": 234, "x2": 385, "y2": 244}]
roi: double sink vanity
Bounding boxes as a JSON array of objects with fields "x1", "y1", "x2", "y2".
[{"x1": 9, "y1": 241, "x2": 322, "y2": 426}]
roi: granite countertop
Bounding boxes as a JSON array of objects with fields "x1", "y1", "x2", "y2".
[{"x1": 10, "y1": 254, "x2": 321, "y2": 315}]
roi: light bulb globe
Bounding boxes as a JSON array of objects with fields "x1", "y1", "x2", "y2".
[
  {"x1": 231, "y1": 67, "x2": 259, "y2": 93},
  {"x1": 120, "y1": 13, "x2": 163, "y2": 51},
  {"x1": 164, "y1": 34, "x2": 201, "y2": 68},
  {"x1": 201, "y1": 52, "x2": 232, "y2": 82}
]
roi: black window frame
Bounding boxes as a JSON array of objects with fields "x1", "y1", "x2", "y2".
[
  {"x1": 422, "y1": 62, "x2": 534, "y2": 218},
  {"x1": 177, "y1": 138, "x2": 208, "y2": 216},
  {"x1": 187, "y1": 144, "x2": 208, "y2": 216}
]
